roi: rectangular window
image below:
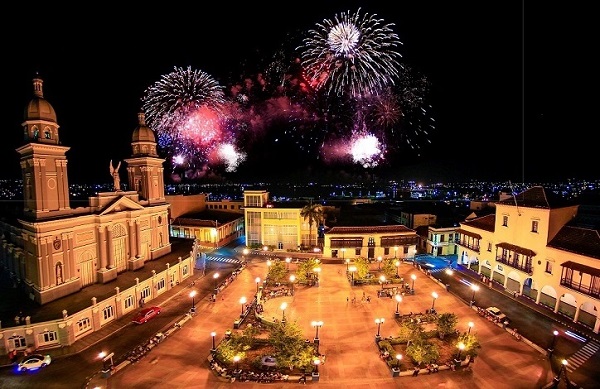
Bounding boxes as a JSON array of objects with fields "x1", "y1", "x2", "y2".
[
  {"x1": 141, "y1": 286, "x2": 151, "y2": 299},
  {"x1": 384, "y1": 248, "x2": 390, "y2": 255},
  {"x1": 39, "y1": 331, "x2": 58, "y2": 344},
  {"x1": 76, "y1": 318, "x2": 92, "y2": 334},
  {"x1": 404, "y1": 246, "x2": 409, "y2": 254},
  {"x1": 183, "y1": 264, "x2": 189, "y2": 276},
  {"x1": 502, "y1": 215, "x2": 508, "y2": 227},
  {"x1": 102, "y1": 306, "x2": 114, "y2": 320},
  {"x1": 532, "y1": 220, "x2": 539, "y2": 233},
  {"x1": 156, "y1": 278, "x2": 165, "y2": 291},
  {"x1": 545, "y1": 261, "x2": 553, "y2": 274},
  {"x1": 124, "y1": 295, "x2": 134, "y2": 309},
  {"x1": 354, "y1": 248, "x2": 361, "y2": 255},
  {"x1": 9, "y1": 336, "x2": 26, "y2": 348},
  {"x1": 487, "y1": 242, "x2": 492, "y2": 252}
]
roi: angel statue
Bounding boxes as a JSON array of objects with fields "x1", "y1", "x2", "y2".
[{"x1": 110, "y1": 160, "x2": 121, "y2": 191}]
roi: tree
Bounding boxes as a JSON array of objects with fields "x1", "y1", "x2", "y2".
[
  {"x1": 268, "y1": 320, "x2": 312, "y2": 369},
  {"x1": 381, "y1": 258, "x2": 397, "y2": 279},
  {"x1": 296, "y1": 258, "x2": 321, "y2": 283},
  {"x1": 406, "y1": 337, "x2": 439, "y2": 366},
  {"x1": 457, "y1": 332, "x2": 481, "y2": 357},
  {"x1": 266, "y1": 260, "x2": 287, "y2": 284},
  {"x1": 352, "y1": 257, "x2": 371, "y2": 279},
  {"x1": 436, "y1": 312, "x2": 458, "y2": 339},
  {"x1": 300, "y1": 202, "x2": 323, "y2": 249}
]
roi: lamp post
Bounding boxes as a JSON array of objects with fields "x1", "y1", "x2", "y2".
[
  {"x1": 189, "y1": 290, "x2": 197, "y2": 311},
  {"x1": 210, "y1": 331, "x2": 216, "y2": 353},
  {"x1": 548, "y1": 330, "x2": 559, "y2": 358},
  {"x1": 470, "y1": 284, "x2": 480, "y2": 307},
  {"x1": 313, "y1": 357, "x2": 321, "y2": 374},
  {"x1": 312, "y1": 320, "x2": 323, "y2": 353},
  {"x1": 380, "y1": 275, "x2": 386, "y2": 290},
  {"x1": 266, "y1": 259, "x2": 272, "y2": 278},
  {"x1": 313, "y1": 267, "x2": 321, "y2": 285},
  {"x1": 467, "y1": 321, "x2": 474, "y2": 335},
  {"x1": 431, "y1": 292, "x2": 438, "y2": 312},
  {"x1": 280, "y1": 302, "x2": 287, "y2": 324},
  {"x1": 396, "y1": 354, "x2": 402, "y2": 368},
  {"x1": 233, "y1": 355, "x2": 241, "y2": 371},
  {"x1": 345, "y1": 257, "x2": 349, "y2": 271},
  {"x1": 342, "y1": 248, "x2": 346, "y2": 263},
  {"x1": 456, "y1": 342, "x2": 465, "y2": 361},
  {"x1": 377, "y1": 256, "x2": 382, "y2": 270},
  {"x1": 255, "y1": 277, "x2": 261, "y2": 293},
  {"x1": 240, "y1": 296, "x2": 247, "y2": 317},
  {"x1": 349, "y1": 265, "x2": 357, "y2": 285},
  {"x1": 289, "y1": 274, "x2": 296, "y2": 295},
  {"x1": 286, "y1": 257, "x2": 291, "y2": 270},
  {"x1": 395, "y1": 260, "x2": 400, "y2": 278},
  {"x1": 375, "y1": 318, "x2": 385, "y2": 338},
  {"x1": 411, "y1": 274, "x2": 416, "y2": 292},
  {"x1": 99, "y1": 351, "x2": 114, "y2": 372},
  {"x1": 394, "y1": 246, "x2": 398, "y2": 258},
  {"x1": 395, "y1": 294, "x2": 402, "y2": 318},
  {"x1": 213, "y1": 272, "x2": 220, "y2": 294}
]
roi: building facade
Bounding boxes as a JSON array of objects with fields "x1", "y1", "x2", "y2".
[
  {"x1": 456, "y1": 186, "x2": 600, "y2": 333},
  {"x1": 0, "y1": 76, "x2": 171, "y2": 305}
]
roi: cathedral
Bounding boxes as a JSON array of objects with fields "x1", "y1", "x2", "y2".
[{"x1": 0, "y1": 75, "x2": 171, "y2": 305}]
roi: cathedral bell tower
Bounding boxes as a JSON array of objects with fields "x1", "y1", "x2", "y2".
[
  {"x1": 124, "y1": 111, "x2": 165, "y2": 204},
  {"x1": 16, "y1": 74, "x2": 71, "y2": 218}
]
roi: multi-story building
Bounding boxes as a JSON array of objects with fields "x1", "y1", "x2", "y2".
[
  {"x1": 426, "y1": 226, "x2": 459, "y2": 256},
  {"x1": 456, "y1": 186, "x2": 600, "y2": 334},
  {"x1": 0, "y1": 76, "x2": 172, "y2": 305}
]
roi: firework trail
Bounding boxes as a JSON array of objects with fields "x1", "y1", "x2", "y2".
[
  {"x1": 141, "y1": 66, "x2": 228, "y2": 174},
  {"x1": 298, "y1": 8, "x2": 403, "y2": 97}
]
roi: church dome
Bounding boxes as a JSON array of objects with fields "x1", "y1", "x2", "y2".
[
  {"x1": 24, "y1": 75, "x2": 57, "y2": 123},
  {"x1": 132, "y1": 112, "x2": 156, "y2": 143}
]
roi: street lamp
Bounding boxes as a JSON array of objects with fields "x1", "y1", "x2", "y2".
[
  {"x1": 470, "y1": 284, "x2": 480, "y2": 306},
  {"x1": 312, "y1": 320, "x2": 323, "y2": 353},
  {"x1": 255, "y1": 277, "x2": 261, "y2": 293},
  {"x1": 377, "y1": 256, "x2": 382, "y2": 270},
  {"x1": 189, "y1": 290, "x2": 197, "y2": 310},
  {"x1": 342, "y1": 248, "x2": 346, "y2": 262},
  {"x1": 394, "y1": 246, "x2": 398, "y2": 258},
  {"x1": 349, "y1": 265, "x2": 357, "y2": 285},
  {"x1": 375, "y1": 318, "x2": 385, "y2": 337},
  {"x1": 431, "y1": 292, "x2": 438, "y2": 312},
  {"x1": 280, "y1": 302, "x2": 287, "y2": 324},
  {"x1": 213, "y1": 272, "x2": 220, "y2": 293},
  {"x1": 233, "y1": 355, "x2": 241, "y2": 371},
  {"x1": 313, "y1": 357, "x2": 321, "y2": 374},
  {"x1": 467, "y1": 321, "x2": 474, "y2": 335},
  {"x1": 286, "y1": 257, "x2": 291, "y2": 270},
  {"x1": 239, "y1": 296, "x2": 247, "y2": 317},
  {"x1": 345, "y1": 257, "x2": 350, "y2": 271},
  {"x1": 380, "y1": 275, "x2": 386, "y2": 290},
  {"x1": 548, "y1": 330, "x2": 559, "y2": 358},
  {"x1": 456, "y1": 342, "x2": 465, "y2": 361},
  {"x1": 289, "y1": 274, "x2": 296, "y2": 295},
  {"x1": 396, "y1": 354, "x2": 402, "y2": 368},
  {"x1": 313, "y1": 267, "x2": 321, "y2": 285},
  {"x1": 446, "y1": 269, "x2": 454, "y2": 276},
  {"x1": 210, "y1": 331, "x2": 216, "y2": 353},
  {"x1": 411, "y1": 274, "x2": 416, "y2": 292},
  {"x1": 395, "y1": 260, "x2": 400, "y2": 278},
  {"x1": 395, "y1": 294, "x2": 402, "y2": 317},
  {"x1": 99, "y1": 351, "x2": 114, "y2": 371}
]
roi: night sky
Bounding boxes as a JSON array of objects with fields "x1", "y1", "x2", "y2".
[{"x1": 1, "y1": 2, "x2": 594, "y2": 186}]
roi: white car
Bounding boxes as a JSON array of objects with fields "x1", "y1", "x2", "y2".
[
  {"x1": 486, "y1": 306, "x2": 509, "y2": 323},
  {"x1": 18, "y1": 354, "x2": 52, "y2": 371}
]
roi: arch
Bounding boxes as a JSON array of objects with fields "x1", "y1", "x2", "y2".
[{"x1": 55, "y1": 262, "x2": 63, "y2": 285}]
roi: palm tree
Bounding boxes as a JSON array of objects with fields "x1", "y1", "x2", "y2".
[{"x1": 300, "y1": 201, "x2": 323, "y2": 249}]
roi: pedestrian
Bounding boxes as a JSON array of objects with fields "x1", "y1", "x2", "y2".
[
  {"x1": 346, "y1": 296, "x2": 349, "y2": 303},
  {"x1": 412, "y1": 366, "x2": 420, "y2": 376}
]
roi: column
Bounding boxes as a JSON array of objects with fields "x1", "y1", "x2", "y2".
[
  {"x1": 98, "y1": 226, "x2": 107, "y2": 270},
  {"x1": 107, "y1": 228, "x2": 114, "y2": 268},
  {"x1": 553, "y1": 295, "x2": 561, "y2": 313},
  {"x1": 67, "y1": 233, "x2": 75, "y2": 280},
  {"x1": 43, "y1": 237, "x2": 52, "y2": 289},
  {"x1": 128, "y1": 221, "x2": 137, "y2": 259},
  {"x1": 573, "y1": 306, "x2": 580, "y2": 323},
  {"x1": 135, "y1": 221, "x2": 142, "y2": 259}
]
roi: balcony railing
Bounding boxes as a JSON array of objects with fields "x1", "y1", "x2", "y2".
[
  {"x1": 456, "y1": 240, "x2": 479, "y2": 252},
  {"x1": 560, "y1": 278, "x2": 600, "y2": 299},
  {"x1": 497, "y1": 256, "x2": 533, "y2": 274}
]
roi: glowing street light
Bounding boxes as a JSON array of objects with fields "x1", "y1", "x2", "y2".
[
  {"x1": 467, "y1": 321, "x2": 474, "y2": 335},
  {"x1": 375, "y1": 317, "x2": 385, "y2": 337},
  {"x1": 342, "y1": 248, "x2": 346, "y2": 262},
  {"x1": 456, "y1": 342, "x2": 465, "y2": 360},
  {"x1": 380, "y1": 275, "x2": 386, "y2": 290},
  {"x1": 395, "y1": 260, "x2": 400, "y2": 277},
  {"x1": 349, "y1": 265, "x2": 357, "y2": 285},
  {"x1": 377, "y1": 256, "x2": 382, "y2": 270},
  {"x1": 396, "y1": 354, "x2": 402, "y2": 368},
  {"x1": 255, "y1": 277, "x2": 261, "y2": 293},
  {"x1": 394, "y1": 246, "x2": 398, "y2": 258},
  {"x1": 210, "y1": 331, "x2": 217, "y2": 353},
  {"x1": 431, "y1": 292, "x2": 438, "y2": 312},
  {"x1": 285, "y1": 257, "x2": 291, "y2": 270},
  {"x1": 395, "y1": 294, "x2": 402, "y2": 317},
  {"x1": 470, "y1": 284, "x2": 480, "y2": 306},
  {"x1": 280, "y1": 302, "x2": 288, "y2": 324},
  {"x1": 313, "y1": 357, "x2": 321, "y2": 374},
  {"x1": 189, "y1": 290, "x2": 197, "y2": 310},
  {"x1": 239, "y1": 296, "x2": 247, "y2": 317},
  {"x1": 233, "y1": 355, "x2": 241, "y2": 371},
  {"x1": 312, "y1": 320, "x2": 323, "y2": 354},
  {"x1": 213, "y1": 272, "x2": 220, "y2": 293},
  {"x1": 289, "y1": 274, "x2": 296, "y2": 295},
  {"x1": 548, "y1": 330, "x2": 559, "y2": 358},
  {"x1": 345, "y1": 257, "x2": 350, "y2": 271},
  {"x1": 411, "y1": 274, "x2": 417, "y2": 292}
]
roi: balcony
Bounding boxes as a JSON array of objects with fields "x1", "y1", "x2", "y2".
[
  {"x1": 560, "y1": 278, "x2": 600, "y2": 299},
  {"x1": 497, "y1": 256, "x2": 533, "y2": 274},
  {"x1": 456, "y1": 240, "x2": 479, "y2": 253}
]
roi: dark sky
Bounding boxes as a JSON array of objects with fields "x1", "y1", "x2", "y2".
[{"x1": 1, "y1": 2, "x2": 594, "y2": 186}]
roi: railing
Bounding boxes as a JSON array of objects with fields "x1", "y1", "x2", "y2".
[
  {"x1": 456, "y1": 240, "x2": 479, "y2": 252},
  {"x1": 560, "y1": 278, "x2": 600, "y2": 299},
  {"x1": 496, "y1": 256, "x2": 532, "y2": 274}
]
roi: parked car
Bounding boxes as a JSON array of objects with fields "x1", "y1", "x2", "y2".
[
  {"x1": 17, "y1": 354, "x2": 52, "y2": 371},
  {"x1": 132, "y1": 306, "x2": 162, "y2": 324},
  {"x1": 486, "y1": 306, "x2": 509, "y2": 323}
]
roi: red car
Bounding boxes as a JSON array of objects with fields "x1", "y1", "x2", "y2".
[{"x1": 132, "y1": 306, "x2": 162, "y2": 324}]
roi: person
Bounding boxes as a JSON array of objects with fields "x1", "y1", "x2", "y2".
[
  {"x1": 412, "y1": 366, "x2": 420, "y2": 376},
  {"x1": 109, "y1": 160, "x2": 121, "y2": 191}
]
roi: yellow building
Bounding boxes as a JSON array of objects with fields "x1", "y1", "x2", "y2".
[
  {"x1": 456, "y1": 186, "x2": 600, "y2": 334},
  {"x1": 0, "y1": 76, "x2": 171, "y2": 305}
]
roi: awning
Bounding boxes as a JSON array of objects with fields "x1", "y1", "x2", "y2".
[
  {"x1": 561, "y1": 261, "x2": 600, "y2": 277},
  {"x1": 456, "y1": 228, "x2": 482, "y2": 240},
  {"x1": 496, "y1": 242, "x2": 536, "y2": 257}
]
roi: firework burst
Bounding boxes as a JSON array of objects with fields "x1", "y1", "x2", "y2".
[{"x1": 298, "y1": 8, "x2": 403, "y2": 97}]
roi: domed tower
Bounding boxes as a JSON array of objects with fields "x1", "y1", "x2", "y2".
[
  {"x1": 124, "y1": 111, "x2": 165, "y2": 203},
  {"x1": 16, "y1": 74, "x2": 71, "y2": 218}
]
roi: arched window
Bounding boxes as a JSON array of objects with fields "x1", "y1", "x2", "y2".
[
  {"x1": 56, "y1": 262, "x2": 63, "y2": 284},
  {"x1": 44, "y1": 130, "x2": 52, "y2": 139}
]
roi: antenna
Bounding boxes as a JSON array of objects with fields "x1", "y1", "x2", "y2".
[{"x1": 509, "y1": 180, "x2": 522, "y2": 216}]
